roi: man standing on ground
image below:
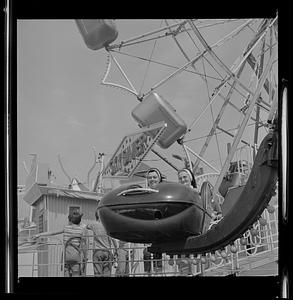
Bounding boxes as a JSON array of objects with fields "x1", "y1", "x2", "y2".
[{"x1": 86, "y1": 208, "x2": 118, "y2": 277}]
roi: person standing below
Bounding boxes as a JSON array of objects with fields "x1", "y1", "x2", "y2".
[
  {"x1": 115, "y1": 240, "x2": 129, "y2": 277},
  {"x1": 33, "y1": 211, "x2": 88, "y2": 277},
  {"x1": 63, "y1": 211, "x2": 88, "y2": 276},
  {"x1": 86, "y1": 208, "x2": 118, "y2": 277}
]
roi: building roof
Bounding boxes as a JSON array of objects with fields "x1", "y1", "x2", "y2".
[
  {"x1": 23, "y1": 183, "x2": 102, "y2": 206},
  {"x1": 70, "y1": 178, "x2": 90, "y2": 191}
]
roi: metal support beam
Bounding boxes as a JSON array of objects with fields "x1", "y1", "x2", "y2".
[
  {"x1": 107, "y1": 20, "x2": 189, "y2": 50},
  {"x1": 192, "y1": 60, "x2": 247, "y2": 173},
  {"x1": 216, "y1": 126, "x2": 254, "y2": 149},
  {"x1": 210, "y1": 52, "x2": 274, "y2": 199},
  {"x1": 187, "y1": 19, "x2": 267, "y2": 98},
  {"x1": 145, "y1": 49, "x2": 208, "y2": 97},
  {"x1": 253, "y1": 37, "x2": 266, "y2": 160},
  {"x1": 151, "y1": 148, "x2": 179, "y2": 171},
  {"x1": 184, "y1": 145, "x2": 220, "y2": 173},
  {"x1": 164, "y1": 19, "x2": 253, "y2": 174}
]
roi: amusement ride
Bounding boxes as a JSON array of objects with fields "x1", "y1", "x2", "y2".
[
  {"x1": 18, "y1": 18, "x2": 282, "y2": 278},
  {"x1": 75, "y1": 18, "x2": 279, "y2": 256}
]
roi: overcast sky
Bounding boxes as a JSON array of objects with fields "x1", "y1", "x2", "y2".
[{"x1": 17, "y1": 19, "x2": 277, "y2": 188}]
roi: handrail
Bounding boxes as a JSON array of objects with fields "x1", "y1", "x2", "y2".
[
  {"x1": 18, "y1": 203, "x2": 278, "y2": 277},
  {"x1": 117, "y1": 187, "x2": 159, "y2": 196}
]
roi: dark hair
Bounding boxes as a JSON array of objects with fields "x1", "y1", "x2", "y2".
[
  {"x1": 178, "y1": 168, "x2": 197, "y2": 189},
  {"x1": 68, "y1": 211, "x2": 83, "y2": 225},
  {"x1": 146, "y1": 168, "x2": 163, "y2": 183}
]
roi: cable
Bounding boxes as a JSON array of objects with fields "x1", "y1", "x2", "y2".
[
  {"x1": 201, "y1": 57, "x2": 223, "y2": 168},
  {"x1": 139, "y1": 20, "x2": 163, "y2": 95},
  {"x1": 184, "y1": 122, "x2": 256, "y2": 143},
  {"x1": 110, "y1": 49, "x2": 224, "y2": 82}
]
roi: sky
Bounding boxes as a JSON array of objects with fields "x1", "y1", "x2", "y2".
[{"x1": 17, "y1": 19, "x2": 278, "y2": 189}]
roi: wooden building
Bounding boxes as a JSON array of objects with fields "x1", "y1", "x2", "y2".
[{"x1": 23, "y1": 183, "x2": 101, "y2": 276}]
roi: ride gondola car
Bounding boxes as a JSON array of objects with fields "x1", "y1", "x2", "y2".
[{"x1": 97, "y1": 182, "x2": 205, "y2": 243}]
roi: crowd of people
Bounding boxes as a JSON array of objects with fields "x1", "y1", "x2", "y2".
[{"x1": 32, "y1": 167, "x2": 222, "y2": 277}]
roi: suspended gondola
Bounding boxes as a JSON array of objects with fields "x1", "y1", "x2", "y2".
[
  {"x1": 98, "y1": 182, "x2": 206, "y2": 243},
  {"x1": 76, "y1": 18, "x2": 279, "y2": 255}
]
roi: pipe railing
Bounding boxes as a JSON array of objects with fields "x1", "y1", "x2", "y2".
[{"x1": 18, "y1": 204, "x2": 278, "y2": 277}]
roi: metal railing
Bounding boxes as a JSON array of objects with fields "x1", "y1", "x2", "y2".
[
  {"x1": 18, "y1": 204, "x2": 278, "y2": 277},
  {"x1": 199, "y1": 203, "x2": 278, "y2": 276},
  {"x1": 18, "y1": 237, "x2": 64, "y2": 277}
]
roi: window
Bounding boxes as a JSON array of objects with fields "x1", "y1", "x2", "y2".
[
  {"x1": 38, "y1": 207, "x2": 47, "y2": 233},
  {"x1": 68, "y1": 206, "x2": 81, "y2": 216},
  {"x1": 38, "y1": 213, "x2": 44, "y2": 233},
  {"x1": 30, "y1": 206, "x2": 36, "y2": 223}
]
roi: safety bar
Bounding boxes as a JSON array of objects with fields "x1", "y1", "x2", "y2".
[{"x1": 117, "y1": 187, "x2": 159, "y2": 196}]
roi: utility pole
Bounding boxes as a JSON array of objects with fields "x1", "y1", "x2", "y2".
[{"x1": 92, "y1": 153, "x2": 105, "y2": 193}]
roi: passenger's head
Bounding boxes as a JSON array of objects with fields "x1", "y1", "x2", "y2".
[
  {"x1": 68, "y1": 211, "x2": 83, "y2": 225},
  {"x1": 146, "y1": 168, "x2": 163, "y2": 189},
  {"x1": 178, "y1": 168, "x2": 197, "y2": 188}
]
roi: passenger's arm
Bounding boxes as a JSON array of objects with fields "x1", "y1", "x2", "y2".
[{"x1": 32, "y1": 229, "x2": 64, "y2": 239}]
